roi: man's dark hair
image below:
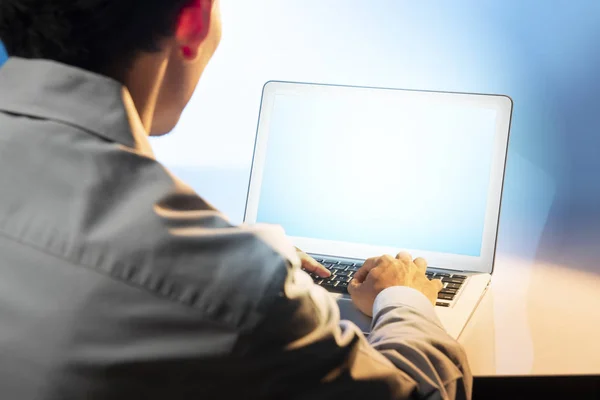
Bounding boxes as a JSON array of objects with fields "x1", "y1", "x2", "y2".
[{"x1": 0, "y1": 0, "x2": 194, "y2": 76}]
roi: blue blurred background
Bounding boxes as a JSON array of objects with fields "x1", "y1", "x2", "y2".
[{"x1": 2, "y1": 0, "x2": 599, "y2": 272}]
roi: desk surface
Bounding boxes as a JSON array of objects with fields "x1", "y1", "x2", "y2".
[{"x1": 458, "y1": 255, "x2": 600, "y2": 376}]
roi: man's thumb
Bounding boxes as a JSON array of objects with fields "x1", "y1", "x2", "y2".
[{"x1": 348, "y1": 279, "x2": 361, "y2": 296}]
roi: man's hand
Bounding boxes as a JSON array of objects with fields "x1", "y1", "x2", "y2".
[
  {"x1": 296, "y1": 248, "x2": 331, "y2": 278},
  {"x1": 348, "y1": 252, "x2": 443, "y2": 316}
]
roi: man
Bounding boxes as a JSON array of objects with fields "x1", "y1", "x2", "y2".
[{"x1": 0, "y1": 1, "x2": 471, "y2": 399}]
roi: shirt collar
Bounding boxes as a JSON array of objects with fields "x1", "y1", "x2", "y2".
[{"x1": 0, "y1": 57, "x2": 154, "y2": 157}]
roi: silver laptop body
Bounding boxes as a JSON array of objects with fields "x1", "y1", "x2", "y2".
[{"x1": 245, "y1": 81, "x2": 513, "y2": 339}]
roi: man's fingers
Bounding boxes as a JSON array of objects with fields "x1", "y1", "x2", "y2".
[
  {"x1": 301, "y1": 257, "x2": 331, "y2": 278},
  {"x1": 296, "y1": 248, "x2": 331, "y2": 278},
  {"x1": 395, "y1": 251, "x2": 412, "y2": 264},
  {"x1": 352, "y1": 257, "x2": 378, "y2": 283},
  {"x1": 413, "y1": 257, "x2": 428, "y2": 274}
]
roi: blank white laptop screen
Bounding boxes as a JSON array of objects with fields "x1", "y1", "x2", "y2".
[{"x1": 246, "y1": 82, "x2": 512, "y2": 273}]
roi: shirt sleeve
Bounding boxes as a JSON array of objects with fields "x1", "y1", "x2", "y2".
[
  {"x1": 369, "y1": 286, "x2": 472, "y2": 399},
  {"x1": 235, "y1": 263, "x2": 473, "y2": 400}
]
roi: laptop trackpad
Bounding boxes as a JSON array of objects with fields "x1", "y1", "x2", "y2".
[{"x1": 337, "y1": 297, "x2": 372, "y2": 333}]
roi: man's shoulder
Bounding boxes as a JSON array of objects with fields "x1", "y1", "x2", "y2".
[{"x1": 84, "y1": 151, "x2": 299, "y2": 330}]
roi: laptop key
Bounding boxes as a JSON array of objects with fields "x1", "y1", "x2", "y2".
[
  {"x1": 321, "y1": 281, "x2": 338, "y2": 291},
  {"x1": 436, "y1": 302, "x2": 450, "y2": 307},
  {"x1": 335, "y1": 270, "x2": 352, "y2": 277},
  {"x1": 434, "y1": 273, "x2": 451, "y2": 278},
  {"x1": 442, "y1": 278, "x2": 465, "y2": 284},
  {"x1": 338, "y1": 261, "x2": 354, "y2": 266},
  {"x1": 445, "y1": 283, "x2": 462, "y2": 290},
  {"x1": 438, "y1": 293, "x2": 455, "y2": 301},
  {"x1": 346, "y1": 266, "x2": 360, "y2": 272},
  {"x1": 451, "y1": 274, "x2": 467, "y2": 280},
  {"x1": 331, "y1": 265, "x2": 348, "y2": 271},
  {"x1": 440, "y1": 288, "x2": 458, "y2": 295},
  {"x1": 336, "y1": 282, "x2": 349, "y2": 293}
]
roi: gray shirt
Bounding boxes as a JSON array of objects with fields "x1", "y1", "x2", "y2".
[{"x1": 0, "y1": 57, "x2": 472, "y2": 400}]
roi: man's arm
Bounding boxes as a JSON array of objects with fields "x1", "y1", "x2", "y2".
[
  {"x1": 235, "y1": 262, "x2": 472, "y2": 400},
  {"x1": 369, "y1": 286, "x2": 472, "y2": 399}
]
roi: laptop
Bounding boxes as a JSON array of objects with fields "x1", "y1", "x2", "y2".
[{"x1": 244, "y1": 81, "x2": 513, "y2": 339}]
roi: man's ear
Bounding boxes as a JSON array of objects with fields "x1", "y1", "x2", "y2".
[{"x1": 175, "y1": 0, "x2": 213, "y2": 60}]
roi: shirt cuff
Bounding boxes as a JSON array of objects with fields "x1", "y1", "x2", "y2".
[{"x1": 372, "y1": 286, "x2": 442, "y2": 326}]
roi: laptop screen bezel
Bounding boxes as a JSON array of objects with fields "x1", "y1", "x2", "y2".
[{"x1": 244, "y1": 81, "x2": 513, "y2": 274}]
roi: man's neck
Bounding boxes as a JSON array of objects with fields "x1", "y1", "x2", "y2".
[{"x1": 122, "y1": 53, "x2": 170, "y2": 134}]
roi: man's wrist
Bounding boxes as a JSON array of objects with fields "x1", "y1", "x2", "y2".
[{"x1": 372, "y1": 286, "x2": 442, "y2": 327}]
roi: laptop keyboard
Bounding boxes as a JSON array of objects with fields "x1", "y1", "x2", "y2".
[{"x1": 305, "y1": 257, "x2": 468, "y2": 307}]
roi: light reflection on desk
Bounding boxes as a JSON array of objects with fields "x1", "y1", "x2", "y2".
[{"x1": 461, "y1": 256, "x2": 600, "y2": 376}]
